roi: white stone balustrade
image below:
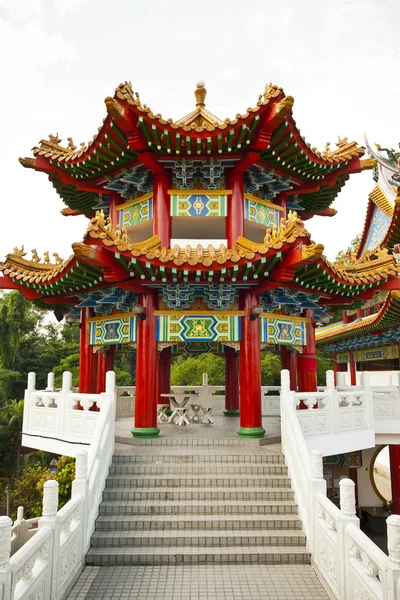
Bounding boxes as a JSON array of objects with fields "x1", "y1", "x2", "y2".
[
  {"x1": 10, "y1": 507, "x2": 39, "y2": 556},
  {"x1": 22, "y1": 371, "x2": 111, "y2": 457},
  {"x1": 280, "y1": 368, "x2": 400, "y2": 600},
  {"x1": 0, "y1": 371, "x2": 116, "y2": 600}
]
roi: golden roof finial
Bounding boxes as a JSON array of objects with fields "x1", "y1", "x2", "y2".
[{"x1": 194, "y1": 80, "x2": 207, "y2": 108}]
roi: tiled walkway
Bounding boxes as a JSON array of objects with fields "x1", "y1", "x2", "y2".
[{"x1": 68, "y1": 565, "x2": 329, "y2": 599}]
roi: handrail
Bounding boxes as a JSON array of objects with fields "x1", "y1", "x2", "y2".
[
  {"x1": 280, "y1": 368, "x2": 400, "y2": 600},
  {"x1": 0, "y1": 370, "x2": 116, "y2": 600}
]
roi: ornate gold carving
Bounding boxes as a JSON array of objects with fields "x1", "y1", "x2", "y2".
[
  {"x1": 360, "y1": 158, "x2": 377, "y2": 171},
  {"x1": 275, "y1": 96, "x2": 294, "y2": 118},
  {"x1": 67, "y1": 137, "x2": 76, "y2": 151},
  {"x1": 31, "y1": 249, "x2": 40, "y2": 263},
  {"x1": 12, "y1": 246, "x2": 26, "y2": 258},
  {"x1": 105, "y1": 96, "x2": 124, "y2": 119},
  {"x1": 302, "y1": 243, "x2": 325, "y2": 261},
  {"x1": 48, "y1": 133, "x2": 62, "y2": 145},
  {"x1": 18, "y1": 157, "x2": 35, "y2": 169},
  {"x1": 72, "y1": 242, "x2": 96, "y2": 260},
  {"x1": 53, "y1": 253, "x2": 63, "y2": 264},
  {"x1": 42, "y1": 251, "x2": 51, "y2": 265}
]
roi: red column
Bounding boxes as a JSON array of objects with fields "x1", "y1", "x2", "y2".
[
  {"x1": 79, "y1": 308, "x2": 95, "y2": 393},
  {"x1": 132, "y1": 291, "x2": 159, "y2": 438},
  {"x1": 105, "y1": 345, "x2": 115, "y2": 374},
  {"x1": 109, "y1": 192, "x2": 120, "y2": 228},
  {"x1": 224, "y1": 346, "x2": 240, "y2": 416},
  {"x1": 158, "y1": 346, "x2": 171, "y2": 405},
  {"x1": 389, "y1": 445, "x2": 400, "y2": 514},
  {"x1": 349, "y1": 352, "x2": 357, "y2": 386},
  {"x1": 238, "y1": 291, "x2": 264, "y2": 438},
  {"x1": 343, "y1": 310, "x2": 349, "y2": 324},
  {"x1": 289, "y1": 350, "x2": 298, "y2": 391},
  {"x1": 97, "y1": 350, "x2": 106, "y2": 394},
  {"x1": 280, "y1": 346, "x2": 291, "y2": 371},
  {"x1": 356, "y1": 308, "x2": 363, "y2": 319},
  {"x1": 226, "y1": 172, "x2": 244, "y2": 248},
  {"x1": 153, "y1": 173, "x2": 170, "y2": 248},
  {"x1": 297, "y1": 309, "x2": 317, "y2": 392}
]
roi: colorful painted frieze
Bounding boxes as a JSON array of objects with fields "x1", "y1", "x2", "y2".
[
  {"x1": 156, "y1": 314, "x2": 241, "y2": 342},
  {"x1": 244, "y1": 196, "x2": 280, "y2": 228},
  {"x1": 170, "y1": 192, "x2": 228, "y2": 217},
  {"x1": 336, "y1": 352, "x2": 350, "y2": 363},
  {"x1": 119, "y1": 195, "x2": 153, "y2": 228},
  {"x1": 353, "y1": 344, "x2": 398, "y2": 363},
  {"x1": 90, "y1": 315, "x2": 137, "y2": 345},
  {"x1": 260, "y1": 316, "x2": 307, "y2": 346}
]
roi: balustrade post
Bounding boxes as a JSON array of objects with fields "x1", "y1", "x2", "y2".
[
  {"x1": 60, "y1": 371, "x2": 72, "y2": 441},
  {"x1": 386, "y1": 515, "x2": 400, "y2": 599},
  {"x1": 46, "y1": 372, "x2": 55, "y2": 392},
  {"x1": 23, "y1": 373, "x2": 36, "y2": 442},
  {"x1": 336, "y1": 372, "x2": 346, "y2": 387},
  {"x1": 308, "y1": 450, "x2": 326, "y2": 553},
  {"x1": 0, "y1": 516, "x2": 12, "y2": 600},
  {"x1": 14, "y1": 506, "x2": 27, "y2": 550},
  {"x1": 72, "y1": 450, "x2": 89, "y2": 555},
  {"x1": 326, "y1": 370, "x2": 335, "y2": 390},
  {"x1": 280, "y1": 369, "x2": 292, "y2": 450},
  {"x1": 339, "y1": 478, "x2": 360, "y2": 600}
]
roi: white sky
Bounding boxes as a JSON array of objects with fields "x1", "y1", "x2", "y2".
[{"x1": 0, "y1": 0, "x2": 399, "y2": 262}]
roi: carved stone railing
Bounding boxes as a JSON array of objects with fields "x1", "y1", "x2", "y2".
[
  {"x1": 22, "y1": 371, "x2": 111, "y2": 456},
  {"x1": 10, "y1": 508, "x2": 39, "y2": 557},
  {"x1": 0, "y1": 371, "x2": 116, "y2": 600},
  {"x1": 280, "y1": 368, "x2": 400, "y2": 600},
  {"x1": 293, "y1": 371, "x2": 375, "y2": 455}
]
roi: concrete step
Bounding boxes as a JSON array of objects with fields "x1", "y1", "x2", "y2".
[
  {"x1": 109, "y1": 463, "x2": 288, "y2": 476},
  {"x1": 98, "y1": 499, "x2": 299, "y2": 516},
  {"x1": 101, "y1": 487, "x2": 295, "y2": 502},
  {"x1": 105, "y1": 474, "x2": 292, "y2": 489},
  {"x1": 86, "y1": 545, "x2": 310, "y2": 566},
  {"x1": 90, "y1": 529, "x2": 306, "y2": 548},
  {"x1": 95, "y1": 513, "x2": 303, "y2": 531},
  {"x1": 112, "y1": 453, "x2": 285, "y2": 465},
  {"x1": 115, "y1": 436, "x2": 280, "y2": 447}
]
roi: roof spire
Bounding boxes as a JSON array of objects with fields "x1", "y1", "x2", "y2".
[{"x1": 194, "y1": 80, "x2": 206, "y2": 108}]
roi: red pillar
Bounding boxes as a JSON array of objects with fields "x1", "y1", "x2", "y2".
[
  {"x1": 153, "y1": 173, "x2": 170, "y2": 248},
  {"x1": 79, "y1": 307, "x2": 95, "y2": 393},
  {"x1": 132, "y1": 291, "x2": 159, "y2": 438},
  {"x1": 226, "y1": 171, "x2": 244, "y2": 248},
  {"x1": 389, "y1": 445, "x2": 400, "y2": 514},
  {"x1": 105, "y1": 345, "x2": 115, "y2": 374},
  {"x1": 97, "y1": 350, "x2": 106, "y2": 394},
  {"x1": 349, "y1": 351, "x2": 357, "y2": 386},
  {"x1": 224, "y1": 346, "x2": 240, "y2": 416},
  {"x1": 280, "y1": 345, "x2": 291, "y2": 371},
  {"x1": 297, "y1": 309, "x2": 317, "y2": 392},
  {"x1": 158, "y1": 347, "x2": 171, "y2": 405},
  {"x1": 238, "y1": 291, "x2": 264, "y2": 438},
  {"x1": 109, "y1": 192, "x2": 120, "y2": 228},
  {"x1": 343, "y1": 310, "x2": 349, "y2": 324},
  {"x1": 289, "y1": 350, "x2": 298, "y2": 391}
]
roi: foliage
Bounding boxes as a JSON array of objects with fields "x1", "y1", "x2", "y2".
[
  {"x1": 171, "y1": 353, "x2": 225, "y2": 386},
  {"x1": 260, "y1": 351, "x2": 281, "y2": 385},
  {"x1": 335, "y1": 233, "x2": 361, "y2": 263},
  {"x1": 317, "y1": 354, "x2": 334, "y2": 386},
  {"x1": 54, "y1": 456, "x2": 75, "y2": 508},
  {"x1": 0, "y1": 400, "x2": 24, "y2": 474},
  {"x1": 5, "y1": 466, "x2": 51, "y2": 520}
]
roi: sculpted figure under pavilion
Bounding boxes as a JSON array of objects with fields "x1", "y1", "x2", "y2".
[{"x1": 1, "y1": 80, "x2": 396, "y2": 439}]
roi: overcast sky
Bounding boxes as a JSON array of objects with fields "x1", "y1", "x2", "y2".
[{"x1": 0, "y1": 0, "x2": 399, "y2": 263}]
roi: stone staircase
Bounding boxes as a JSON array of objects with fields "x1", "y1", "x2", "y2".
[{"x1": 86, "y1": 443, "x2": 310, "y2": 566}]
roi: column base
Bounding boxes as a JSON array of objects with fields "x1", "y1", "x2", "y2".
[
  {"x1": 236, "y1": 426, "x2": 265, "y2": 439},
  {"x1": 224, "y1": 409, "x2": 240, "y2": 417},
  {"x1": 131, "y1": 427, "x2": 160, "y2": 439}
]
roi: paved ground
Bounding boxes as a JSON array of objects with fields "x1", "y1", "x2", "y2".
[
  {"x1": 115, "y1": 414, "x2": 282, "y2": 445},
  {"x1": 68, "y1": 565, "x2": 329, "y2": 599}
]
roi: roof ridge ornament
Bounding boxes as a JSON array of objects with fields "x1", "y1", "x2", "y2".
[{"x1": 194, "y1": 80, "x2": 206, "y2": 108}]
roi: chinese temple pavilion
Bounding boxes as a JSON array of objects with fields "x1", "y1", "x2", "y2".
[
  {"x1": 316, "y1": 143, "x2": 400, "y2": 382},
  {"x1": 1, "y1": 80, "x2": 397, "y2": 439}
]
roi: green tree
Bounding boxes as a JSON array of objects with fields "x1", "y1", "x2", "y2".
[
  {"x1": 260, "y1": 351, "x2": 281, "y2": 385},
  {"x1": 0, "y1": 400, "x2": 24, "y2": 474},
  {"x1": 171, "y1": 353, "x2": 225, "y2": 386}
]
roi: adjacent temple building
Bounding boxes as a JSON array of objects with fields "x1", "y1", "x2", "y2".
[{"x1": 0, "y1": 81, "x2": 399, "y2": 441}]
